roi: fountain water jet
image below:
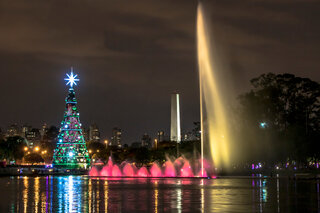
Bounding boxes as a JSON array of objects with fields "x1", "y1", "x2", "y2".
[
  {"x1": 123, "y1": 164, "x2": 135, "y2": 177},
  {"x1": 89, "y1": 157, "x2": 212, "y2": 178},
  {"x1": 137, "y1": 167, "x2": 149, "y2": 177},
  {"x1": 111, "y1": 165, "x2": 122, "y2": 177},
  {"x1": 197, "y1": 2, "x2": 231, "y2": 170},
  {"x1": 180, "y1": 161, "x2": 194, "y2": 177},
  {"x1": 164, "y1": 161, "x2": 176, "y2": 177},
  {"x1": 89, "y1": 166, "x2": 99, "y2": 176},
  {"x1": 150, "y1": 163, "x2": 162, "y2": 177},
  {"x1": 100, "y1": 167, "x2": 110, "y2": 176}
]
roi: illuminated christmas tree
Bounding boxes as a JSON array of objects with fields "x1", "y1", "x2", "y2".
[{"x1": 53, "y1": 69, "x2": 90, "y2": 168}]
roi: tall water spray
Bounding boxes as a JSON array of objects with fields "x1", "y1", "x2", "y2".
[{"x1": 197, "y1": 3, "x2": 231, "y2": 170}]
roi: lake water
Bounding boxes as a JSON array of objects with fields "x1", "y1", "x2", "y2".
[{"x1": 0, "y1": 176, "x2": 319, "y2": 212}]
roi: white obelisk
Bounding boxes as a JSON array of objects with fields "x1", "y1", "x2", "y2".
[{"x1": 170, "y1": 93, "x2": 181, "y2": 143}]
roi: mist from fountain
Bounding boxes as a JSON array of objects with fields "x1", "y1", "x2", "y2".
[
  {"x1": 111, "y1": 165, "x2": 122, "y2": 177},
  {"x1": 150, "y1": 163, "x2": 162, "y2": 177},
  {"x1": 137, "y1": 167, "x2": 149, "y2": 177},
  {"x1": 89, "y1": 166, "x2": 99, "y2": 176},
  {"x1": 180, "y1": 161, "x2": 193, "y2": 177},
  {"x1": 197, "y1": 2, "x2": 231, "y2": 169}
]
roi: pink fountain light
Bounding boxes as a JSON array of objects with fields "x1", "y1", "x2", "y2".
[
  {"x1": 89, "y1": 157, "x2": 214, "y2": 178},
  {"x1": 180, "y1": 161, "x2": 194, "y2": 177},
  {"x1": 164, "y1": 161, "x2": 176, "y2": 177},
  {"x1": 111, "y1": 165, "x2": 122, "y2": 177},
  {"x1": 100, "y1": 166, "x2": 110, "y2": 176},
  {"x1": 123, "y1": 163, "x2": 135, "y2": 177},
  {"x1": 150, "y1": 163, "x2": 162, "y2": 177},
  {"x1": 198, "y1": 168, "x2": 208, "y2": 177},
  {"x1": 137, "y1": 167, "x2": 149, "y2": 177},
  {"x1": 89, "y1": 166, "x2": 99, "y2": 176}
]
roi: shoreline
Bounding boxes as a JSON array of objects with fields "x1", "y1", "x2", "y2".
[{"x1": 0, "y1": 166, "x2": 319, "y2": 179}]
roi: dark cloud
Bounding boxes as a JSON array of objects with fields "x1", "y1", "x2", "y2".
[{"x1": 0, "y1": 0, "x2": 319, "y2": 143}]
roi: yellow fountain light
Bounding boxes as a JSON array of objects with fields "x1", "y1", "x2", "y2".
[{"x1": 197, "y1": 2, "x2": 231, "y2": 169}]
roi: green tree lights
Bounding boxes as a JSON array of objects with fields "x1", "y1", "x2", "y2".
[{"x1": 53, "y1": 71, "x2": 90, "y2": 168}]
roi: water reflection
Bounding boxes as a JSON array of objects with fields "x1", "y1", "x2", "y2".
[
  {"x1": 277, "y1": 177, "x2": 280, "y2": 213},
  {"x1": 258, "y1": 179, "x2": 268, "y2": 212},
  {"x1": 104, "y1": 180, "x2": 108, "y2": 213},
  {"x1": 176, "y1": 180, "x2": 182, "y2": 213},
  {"x1": 317, "y1": 180, "x2": 319, "y2": 212},
  {"x1": 34, "y1": 177, "x2": 39, "y2": 212},
  {"x1": 56, "y1": 176, "x2": 84, "y2": 212},
  {"x1": 23, "y1": 177, "x2": 28, "y2": 213},
  {"x1": 154, "y1": 188, "x2": 158, "y2": 213},
  {"x1": 1, "y1": 176, "x2": 319, "y2": 212},
  {"x1": 200, "y1": 179, "x2": 204, "y2": 213},
  {"x1": 88, "y1": 178, "x2": 91, "y2": 212}
]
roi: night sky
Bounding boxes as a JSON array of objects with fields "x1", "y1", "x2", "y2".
[{"x1": 0, "y1": 0, "x2": 319, "y2": 144}]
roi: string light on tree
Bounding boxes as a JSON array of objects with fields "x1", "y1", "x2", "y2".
[{"x1": 53, "y1": 68, "x2": 90, "y2": 168}]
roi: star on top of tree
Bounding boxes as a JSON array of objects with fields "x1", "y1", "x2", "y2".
[{"x1": 64, "y1": 67, "x2": 79, "y2": 87}]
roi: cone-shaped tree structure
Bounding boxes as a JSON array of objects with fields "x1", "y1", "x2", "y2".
[{"x1": 53, "y1": 70, "x2": 90, "y2": 168}]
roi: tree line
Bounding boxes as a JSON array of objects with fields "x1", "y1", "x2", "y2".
[{"x1": 235, "y1": 73, "x2": 319, "y2": 165}]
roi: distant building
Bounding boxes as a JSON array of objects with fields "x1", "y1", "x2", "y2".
[
  {"x1": 170, "y1": 93, "x2": 181, "y2": 143},
  {"x1": 182, "y1": 133, "x2": 190, "y2": 141},
  {"x1": 21, "y1": 124, "x2": 31, "y2": 138},
  {"x1": 110, "y1": 127, "x2": 121, "y2": 147},
  {"x1": 89, "y1": 124, "x2": 100, "y2": 143},
  {"x1": 157, "y1": 131, "x2": 165, "y2": 142},
  {"x1": 141, "y1": 133, "x2": 151, "y2": 148},
  {"x1": 6, "y1": 124, "x2": 20, "y2": 137},
  {"x1": 40, "y1": 123, "x2": 48, "y2": 140},
  {"x1": 19, "y1": 124, "x2": 42, "y2": 147},
  {"x1": 25, "y1": 128, "x2": 41, "y2": 148}
]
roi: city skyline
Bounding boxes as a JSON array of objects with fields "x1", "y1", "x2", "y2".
[
  {"x1": 0, "y1": 119, "x2": 191, "y2": 146},
  {"x1": 0, "y1": 0, "x2": 319, "y2": 143}
]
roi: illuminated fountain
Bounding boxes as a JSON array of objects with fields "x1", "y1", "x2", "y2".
[
  {"x1": 89, "y1": 157, "x2": 214, "y2": 178},
  {"x1": 89, "y1": 2, "x2": 230, "y2": 178},
  {"x1": 197, "y1": 2, "x2": 231, "y2": 171}
]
